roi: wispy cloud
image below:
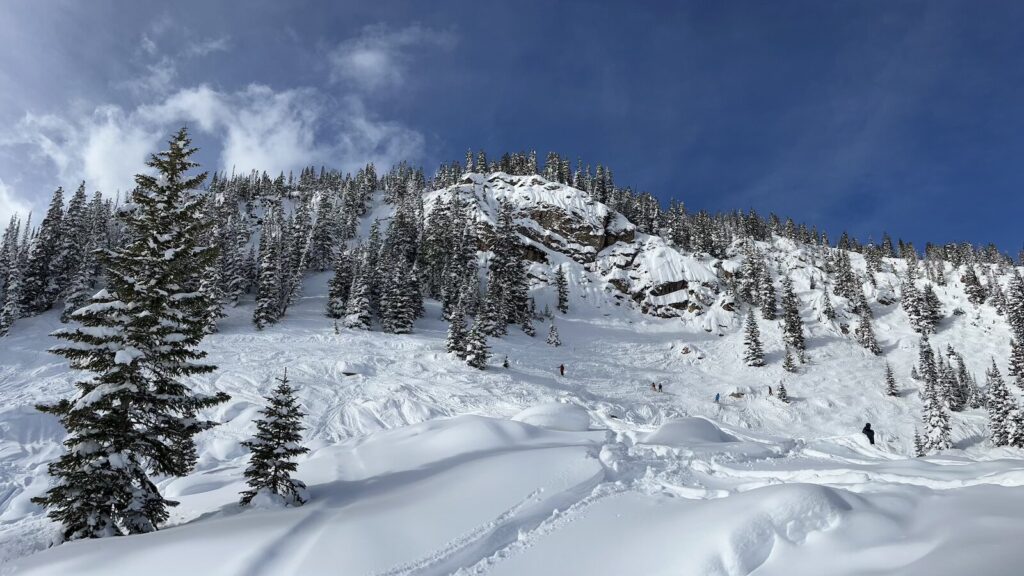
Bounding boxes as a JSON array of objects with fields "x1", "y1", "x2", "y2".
[{"x1": 328, "y1": 23, "x2": 455, "y2": 91}]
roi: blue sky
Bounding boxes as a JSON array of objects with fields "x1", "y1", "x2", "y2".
[{"x1": 2, "y1": 1, "x2": 1023, "y2": 252}]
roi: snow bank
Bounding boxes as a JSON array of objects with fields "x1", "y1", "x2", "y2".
[
  {"x1": 511, "y1": 403, "x2": 592, "y2": 431},
  {"x1": 641, "y1": 417, "x2": 738, "y2": 445}
]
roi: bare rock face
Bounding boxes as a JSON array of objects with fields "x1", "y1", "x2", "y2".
[{"x1": 424, "y1": 172, "x2": 722, "y2": 319}]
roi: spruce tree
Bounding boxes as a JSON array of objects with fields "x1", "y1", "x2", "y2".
[
  {"x1": 782, "y1": 347, "x2": 797, "y2": 373},
  {"x1": 743, "y1": 310, "x2": 765, "y2": 367},
  {"x1": 918, "y1": 334, "x2": 938, "y2": 387},
  {"x1": 446, "y1": 300, "x2": 468, "y2": 358},
  {"x1": 986, "y1": 359, "x2": 1013, "y2": 446},
  {"x1": 758, "y1": 266, "x2": 777, "y2": 320},
  {"x1": 254, "y1": 212, "x2": 282, "y2": 330},
  {"x1": 777, "y1": 381, "x2": 790, "y2": 403},
  {"x1": 913, "y1": 428, "x2": 925, "y2": 457},
  {"x1": 854, "y1": 307, "x2": 882, "y2": 355},
  {"x1": 326, "y1": 249, "x2": 353, "y2": 319},
  {"x1": 921, "y1": 377, "x2": 952, "y2": 453},
  {"x1": 343, "y1": 259, "x2": 372, "y2": 330},
  {"x1": 547, "y1": 321, "x2": 561, "y2": 347},
  {"x1": 885, "y1": 363, "x2": 898, "y2": 397},
  {"x1": 33, "y1": 128, "x2": 229, "y2": 540},
  {"x1": 464, "y1": 322, "x2": 490, "y2": 369},
  {"x1": 240, "y1": 369, "x2": 309, "y2": 506},
  {"x1": 555, "y1": 264, "x2": 569, "y2": 314},
  {"x1": 780, "y1": 276, "x2": 805, "y2": 353},
  {"x1": 821, "y1": 288, "x2": 836, "y2": 321},
  {"x1": 20, "y1": 187, "x2": 64, "y2": 314},
  {"x1": 962, "y1": 265, "x2": 986, "y2": 305}
]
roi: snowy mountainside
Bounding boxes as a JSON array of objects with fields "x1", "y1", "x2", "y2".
[{"x1": 2, "y1": 171, "x2": 1024, "y2": 573}]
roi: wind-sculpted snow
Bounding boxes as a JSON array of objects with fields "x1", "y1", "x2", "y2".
[{"x1": 2, "y1": 186, "x2": 1024, "y2": 572}]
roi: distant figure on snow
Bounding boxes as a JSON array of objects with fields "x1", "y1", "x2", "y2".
[
  {"x1": 650, "y1": 383, "x2": 657, "y2": 392},
  {"x1": 862, "y1": 423, "x2": 875, "y2": 445},
  {"x1": 503, "y1": 355, "x2": 509, "y2": 368},
  {"x1": 714, "y1": 392, "x2": 720, "y2": 403},
  {"x1": 559, "y1": 364, "x2": 565, "y2": 376},
  {"x1": 658, "y1": 383, "x2": 663, "y2": 393},
  {"x1": 768, "y1": 385, "x2": 773, "y2": 396}
]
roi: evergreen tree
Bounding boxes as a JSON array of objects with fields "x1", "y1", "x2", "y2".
[
  {"x1": 379, "y1": 258, "x2": 415, "y2": 334},
  {"x1": 758, "y1": 266, "x2": 777, "y2": 320},
  {"x1": 464, "y1": 322, "x2": 489, "y2": 369},
  {"x1": 918, "y1": 334, "x2": 938, "y2": 387},
  {"x1": 446, "y1": 300, "x2": 468, "y2": 358},
  {"x1": 343, "y1": 257, "x2": 372, "y2": 330},
  {"x1": 821, "y1": 288, "x2": 836, "y2": 321},
  {"x1": 854, "y1": 306, "x2": 882, "y2": 355},
  {"x1": 885, "y1": 363, "x2": 898, "y2": 397},
  {"x1": 326, "y1": 249, "x2": 353, "y2": 319},
  {"x1": 782, "y1": 347, "x2": 797, "y2": 373},
  {"x1": 743, "y1": 310, "x2": 765, "y2": 367},
  {"x1": 986, "y1": 359, "x2": 1013, "y2": 446},
  {"x1": 780, "y1": 276, "x2": 805, "y2": 353},
  {"x1": 20, "y1": 187, "x2": 64, "y2": 314},
  {"x1": 962, "y1": 265, "x2": 986, "y2": 305},
  {"x1": 777, "y1": 381, "x2": 789, "y2": 403},
  {"x1": 555, "y1": 264, "x2": 569, "y2": 314},
  {"x1": 253, "y1": 213, "x2": 282, "y2": 330},
  {"x1": 547, "y1": 321, "x2": 561, "y2": 347},
  {"x1": 913, "y1": 428, "x2": 925, "y2": 457},
  {"x1": 33, "y1": 129, "x2": 229, "y2": 540},
  {"x1": 240, "y1": 369, "x2": 309, "y2": 506},
  {"x1": 921, "y1": 376, "x2": 952, "y2": 453}
]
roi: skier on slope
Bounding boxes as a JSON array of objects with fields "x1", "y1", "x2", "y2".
[
  {"x1": 559, "y1": 364, "x2": 565, "y2": 376},
  {"x1": 658, "y1": 383, "x2": 663, "y2": 393},
  {"x1": 714, "y1": 392, "x2": 720, "y2": 403},
  {"x1": 862, "y1": 423, "x2": 875, "y2": 445}
]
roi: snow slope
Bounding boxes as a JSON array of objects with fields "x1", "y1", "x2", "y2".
[{"x1": 1, "y1": 174, "x2": 1024, "y2": 574}]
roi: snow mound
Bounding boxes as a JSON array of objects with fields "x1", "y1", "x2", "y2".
[
  {"x1": 642, "y1": 417, "x2": 738, "y2": 446},
  {"x1": 511, "y1": 403, "x2": 592, "y2": 431}
]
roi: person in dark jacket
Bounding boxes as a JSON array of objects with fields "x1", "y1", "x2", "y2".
[
  {"x1": 657, "y1": 383, "x2": 663, "y2": 393},
  {"x1": 559, "y1": 364, "x2": 565, "y2": 376},
  {"x1": 862, "y1": 423, "x2": 875, "y2": 445}
]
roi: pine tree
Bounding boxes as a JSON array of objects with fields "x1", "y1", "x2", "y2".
[
  {"x1": 758, "y1": 266, "x2": 777, "y2": 320},
  {"x1": 821, "y1": 288, "x2": 836, "y2": 321},
  {"x1": 854, "y1": 306, "x2": 882, "y2": 355},
  {"x1": 782, "y1": 347, "x2": 797, "y2": 372},
  {"x1": 1008, "y1": 338, "x2": 1024, "y2": 383},
  {"x1": 885, "y1": 363, "x2": 898, "y2": 397},
  {"x1": 20, "y1": 187, "x2": 65, "y2": 314},
  {"x1": 254, "y1": 211, "x2": 282, "y2": 330},
  {"x1": 913, "y1": 428, "x2": 925, "y2": 457},
  {"x1": 921, "y1": 376, "x2": 952, "y2": 453},
  {"x1": 547, "y1": 322, "x2": 561, "y2": 347},
  {"x1": 446, "y1": 301, "x2": 468, "y2": 358},
  {"x1": 199, "y1": 260, "x2": 226, "y2": 334},
  {"x1": 555, "y1": 264, "x2": 569, "y2": 314},
  {"x1": 780, "y1": 276, "x2": 805, "y2": 353},
  {"x1": 464, "y1": 322, "x2": 489, "y2": 369},
  {"x1": 743, "y1": 310, "x2": 765, "y2": 367},
  {"x1": 240, "y1": 369, "x2": 309, "y2": 506},
  {"x1": 777, "y1": 381, "x2": 790, "y2": 403},
  {"x1": 343, "y1": 258, "x2": 372, "y2": 330},
  {"x1": 986, "y1": 359, "x2": 1013, "y2": 446},
  {"x1": 918, "y1": 334, "x2": 937, "y2": 387},
  {"x1": 325, "y1": 249, "x2": 353, "y2": 319},
  {"x1": 33, "y1": 128, "x2": 229, "y2": 540},
  {"x1": 520, "y1": 307, "x2": 536, "y2": 336},
  {"x1": 962, "y1": 265, "x2": 986, "y2": 305}
]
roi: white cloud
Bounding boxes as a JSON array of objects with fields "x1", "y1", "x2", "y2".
[
  {"x1": 4, "y1": 83, "x2": 425, "y2": 200},
  {"x1": 0, "y1": 178, "x2": 31, "y2": 227},
  {"x1": 328, "y1": 23, "x2": 454, "y2": 91}
]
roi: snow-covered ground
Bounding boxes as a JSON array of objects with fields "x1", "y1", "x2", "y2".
[{"x1": 2, "y1": 267, "x2": 1024, "y2": 575}]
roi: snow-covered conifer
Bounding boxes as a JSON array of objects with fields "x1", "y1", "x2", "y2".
[
  {"x1": 885, "y1": 363, "x2": 898, "y2": 397},
  {"x1": 780, "y1": 276, "x2": 805, "y2": 353},
  {"x1": 555, "y1": 264, "x2": 569, "y2": 314},
  {"x1": 240, "y1": 369, "x2": 309, "y2": 506},
  {"x1": 986, "y1": 359, "x2": 1013, "y2": 446},
  {"x1": 464, "y1": 322, "x2": 490, "y2": 369},
  {"x1": 33, "y1": 129, "x2": 229, "y2": 539},
  {"x1": 777, "y1": 381, "x2": 790, "y2": 403},
  {"x1": 743, "y1": 310, "x2": 765, "y2": 367},
  {"x1": 547, "y1": 321, "x2": 561, "y2": 347}
]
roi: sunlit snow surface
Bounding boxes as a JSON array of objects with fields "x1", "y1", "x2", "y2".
[{"x1": 2, "y1": 266, "x2": 1024, "y2": 574}]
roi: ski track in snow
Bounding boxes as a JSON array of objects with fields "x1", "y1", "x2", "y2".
[{"x1": 2, "y1": 236, "x2": 1024, "y2": 573}]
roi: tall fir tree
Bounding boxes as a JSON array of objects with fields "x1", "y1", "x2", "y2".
[
  {"x1": 240, "y1": 369, "x2": 309, "y2": 506},
  {"x1": 464, "y1": 322, "x2": 490, "y2": 369},
  {"x1": 780, "y1": 275, "x2": 805, "y2": 353},
  {"x1": 33, "y1": 128, "x2": 230, "y2": 540},
  {"x1": 555, "y1": 264, "x2": 569, "y2": 314},
  {"x1": 986, "y1": 359, "x2": 1013, "y2": 447},
  {"x1": 20, "y1": 187, "x2": 65, "y2": 314},
  {"x1": 547, "y1": 321, "x2": 561, "y2": 347},
  {"x1": 743, "y1": 310, "x2": 765, "y2": 367},
  {"x1": 854, "y1": 306, "x2": 882, "y2": 355},
  {"x1": 885, "y1": 363, "x2": 899, "y2": 397}
]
